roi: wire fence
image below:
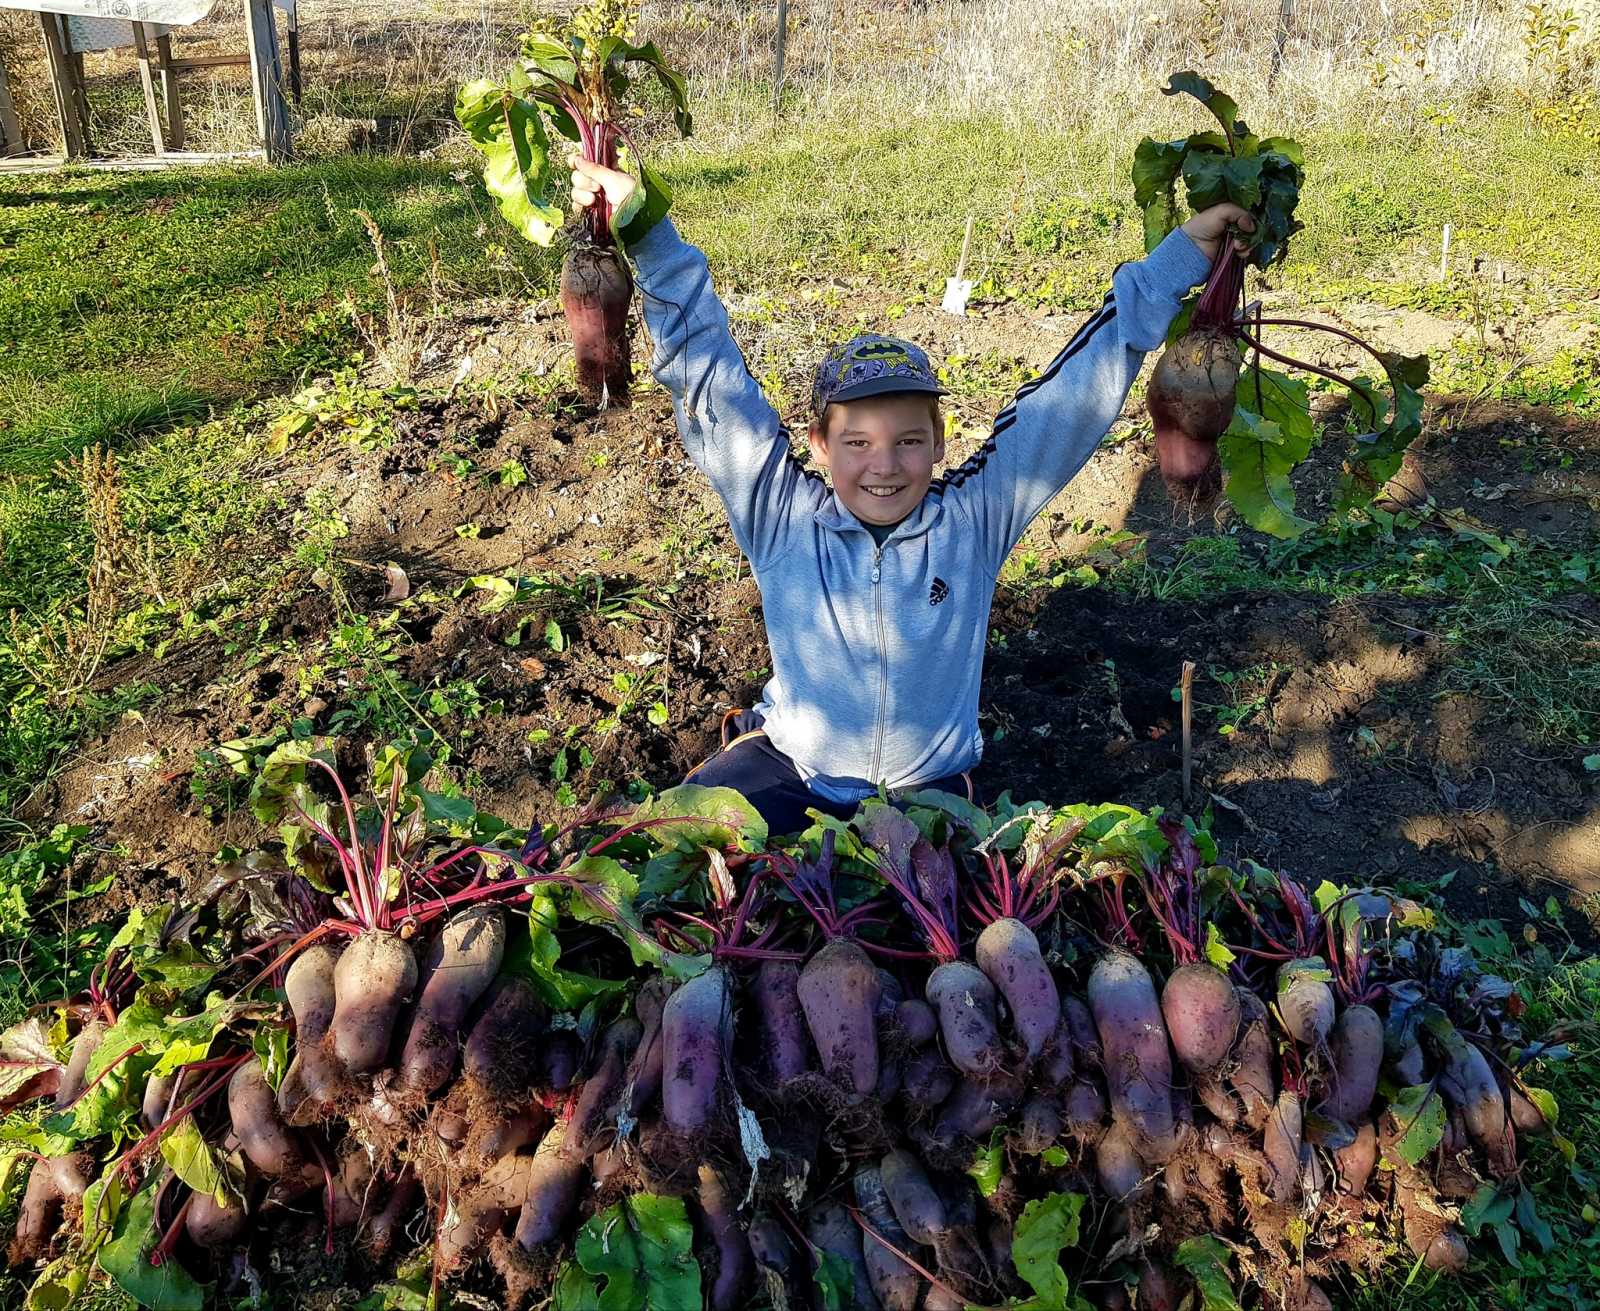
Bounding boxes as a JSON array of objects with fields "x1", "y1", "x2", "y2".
[{"x1": 0, "y1": 0, "x2": 1596, "y2": 161}]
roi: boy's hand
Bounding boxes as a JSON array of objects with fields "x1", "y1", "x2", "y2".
[
  {"x1": 1180, "y1": 204, "x2": 1257, "y2": 262},
  {"x1": 569, "y1": 155, "x2": 637, "y2": 217}
]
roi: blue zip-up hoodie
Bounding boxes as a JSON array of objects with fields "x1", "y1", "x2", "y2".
[{"x1": 631, "y1": 217, "x2": 1212, "y2": 806}]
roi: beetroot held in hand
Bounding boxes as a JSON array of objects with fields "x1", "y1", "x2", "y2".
[
  {"x1": 455, "y1": 15, "x2": 692, "y2": 410},
  {"x1": 1134, "y1": 72, "x2": 1430, "y2": 535},
  {"x1": 561, "y1": 246, "x2": 634, "y2": 409},
  {"x1": 1147, "y1": 316, "x2": 1239, "y2": 506}
]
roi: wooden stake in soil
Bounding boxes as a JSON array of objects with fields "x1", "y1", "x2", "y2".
[
  {"x1": 772, "y1": 0, "x2": 790, "y2": 114},
  {"x1": 1268, "y1": 0, "x2": 1293, "y2": 88},
  {"x1": 1180, "y1": 661, "x2": 1195, "y2": 807}
]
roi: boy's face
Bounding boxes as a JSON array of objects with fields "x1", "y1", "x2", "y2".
[{"x1": 807, "y1": 393, "x2": 945, "y2": 527}]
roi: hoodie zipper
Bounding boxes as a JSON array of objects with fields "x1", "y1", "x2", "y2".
[{"x1": 868, "y1": 544, "x2": 888, "y2": 783}]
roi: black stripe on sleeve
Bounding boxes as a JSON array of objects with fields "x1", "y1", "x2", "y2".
[{"x1": 932, "y1": 293, "x2": 1118, "y2": 493}]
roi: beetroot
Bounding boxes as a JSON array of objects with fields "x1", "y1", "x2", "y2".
[
  {"x1": 397, "y1": 906, "x2": 506, "y2": 1094},
  {"x1": 463, "y1": 976, "x2": 547, "y2": 1096},
  {"x1": 54, "y1": 1018, "x2": 106, "y2": 1111},
  {"x1": 661, "y1": 965, "x2": 730, "y2": 1134},
  {"x1": 754, "y1": 959, "x2": 812, "y2": 1085},
  {"x1": 7, "y1": 1153, "x2": 94, "y2": 1264},
  {"x1": 1088, "y1": 949, "x2": 1176, "y2": 1162},
  {"x1": 1160, "y1": 962, "x2": 1239, "y2": 1075},
  {"x1": 1440, "y1": 1040, "x2": 1515, "y2": 1178},
  {"x1": 561, "y1": 245, "x2": 633, "y2": 407},
  {"x1": 1229, "y1": 990, "x2": 1276, "y2": 1130},
  {"x1": 696, "y1": 1165, "x2": 753, "y2": 1311},
  {"x1": 1146, "y1": 325, "x2": 1238, "y2": 503},
  {"x1": 798, "y1": 939, "x2": 882, "y2": 1096},
  {"x1": 330, "y1": 931, "x2": 418, "y2": 1075},
  {"x1": 278, "y1": 941, "x2": 344, "y2": 1123},
  {"x1": 925, "y1": 960, "x2": 1005, "y2": 1078},
  {"x1": 1320, "y1": 1003, "x2": 1382, "y2": 1124},
  {"x1": 1263, "y1": 1090, "x2": 1303, "y2": 1203},
  {"x1": 1276, "y1": 958, "x2": 1335, "y2": 1047},
  {"x1": 974, "y1": 917, "x2": 1060, "y2": 1062}
]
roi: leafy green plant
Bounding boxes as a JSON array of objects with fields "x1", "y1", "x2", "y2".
[
  {"x1": 455, "y1": 0, "x2": 691, "y2": 405},
  {"x1": 266, "y1": 368, "x2": 420, "y2": 455},
  {"x1": 1133, "y1": 73, "x2": 1430, "y2": 538}
]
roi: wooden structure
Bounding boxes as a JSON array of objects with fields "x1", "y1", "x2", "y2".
[
  {"x1": 4, "y1": 0, "x2": 293, "y2": 164},
  {"x1": 0, "y1": 55, "x2": 25, "y2": 155}
]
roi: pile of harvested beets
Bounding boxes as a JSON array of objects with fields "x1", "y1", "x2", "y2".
[{"x1": 0, "y1": 739, "x2": 1568, "y2": 1310}]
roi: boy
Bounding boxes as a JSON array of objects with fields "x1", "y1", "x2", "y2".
[{"x1": 571, "y1": 158, "x2": 1253, "y2": 835}]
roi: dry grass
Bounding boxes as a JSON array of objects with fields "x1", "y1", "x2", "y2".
[
  {"x1": 649, "y1": 0, "x2": 1600, "y2": 144},
  {"x1": 4, "y1": 447, "x2": 144, "y2": 703},
  {"x1": 351, "y1": 206, "x2": 446, "y2": 383},
  {"x1": 3, "y1": 0, "x2": 1597, "y2": 160}
]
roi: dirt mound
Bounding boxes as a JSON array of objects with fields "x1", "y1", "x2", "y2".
[{"x1": 28, "y1": 302, "x2": 1600, "y2": 941}]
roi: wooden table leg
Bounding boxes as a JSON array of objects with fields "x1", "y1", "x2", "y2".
[
  {"x1": 37, "y1": 12, "x2": 87, "y2": 159},
  {"x1": 130, "y1": 23, "x2": 166, "y2": 156},
  {"x1": 154, "y1": 32, "x2": 186, "y2": 150}
]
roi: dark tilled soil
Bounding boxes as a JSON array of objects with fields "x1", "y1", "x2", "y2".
[{"x1": 29, "y1": 310, "x2": 1600, "y2": 943}]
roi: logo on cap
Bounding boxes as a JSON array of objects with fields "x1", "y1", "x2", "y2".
[{"x1": 852, "y1": 341, "x2": 912, "y2": 366}]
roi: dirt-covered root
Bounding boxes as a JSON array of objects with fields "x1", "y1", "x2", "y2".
[
  {"x1": 588, "y1": 1141, "x2": 648, "y2": 1212},
  {"x1": 433, "y1": 1152, "x2": 530, "y2": 1274},
  {"x1": 461, "y1": 976, "x2": 547, "y2": 1103},
  {"x1": 344, "y1": 1075, "x2": 422, "y2": 1171},
  {"x1": 490, "y1": 1231, "x2": 568, "y2": 1311},
  {"x1": 7, "y1": 1152, "x2": 95, "y2": 1265},
  {"x1": 364, "y1": 1168, "x2": 420, "y2": 1261},
  {"x1": 1382, "y1": 1126, "x2": 1470, "y2": 1273},
  {"x1": 775, "y1": 1069, "x2": 891, "y2": 1154},
  {"x1": 634, "y1": 1120, "x2": 723, "y2": 1198},
  {"x1": 1154, "y1": 1134, "x2": 1233, "y2": 1234},
  {"x1": 742, "y1": 1103, "x2": 824, "y2": 1207},
  {"x1": 279, "y1": 1035, "x2": 349, "y2": 1126}
]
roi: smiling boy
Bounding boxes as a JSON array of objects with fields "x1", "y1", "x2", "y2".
[{"x1": 570, "y1": 158, "x2": 1252, "y2": 834}]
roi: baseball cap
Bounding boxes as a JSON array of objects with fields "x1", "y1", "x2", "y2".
[{"x1": 811, "y1": 333, "x2": 947, "y2": 418}]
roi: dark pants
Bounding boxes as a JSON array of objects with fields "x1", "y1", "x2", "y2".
[{"x1": 684, "y1": 710, "x2": 978, "y2": 837}]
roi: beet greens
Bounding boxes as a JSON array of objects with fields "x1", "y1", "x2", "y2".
[
  {"x1": 455, "y1": 0, "x2": 691, "y2": 407},
  {"x1": 1134, "y1": 71, "x2": 1430, "y2": 536}
]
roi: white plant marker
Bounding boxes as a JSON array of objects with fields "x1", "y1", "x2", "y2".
[{"x1": 942, "y1": 215, "x2": 976, "y2": 316}]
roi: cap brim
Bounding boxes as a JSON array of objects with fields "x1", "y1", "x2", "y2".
[{"x1": 826, "y1": 376, "x2": 948, "y2": 406}]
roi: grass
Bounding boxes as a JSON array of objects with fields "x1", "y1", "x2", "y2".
[
  {"x1": 662, "y1": 103, "x2": 1600, "y2": 302},
  {"x1": 0, "y1": 155, "x2": 555, "y2": 477},
  {"x1": 1438, "y1": 592, "x2": 1600, "y2": 744}
]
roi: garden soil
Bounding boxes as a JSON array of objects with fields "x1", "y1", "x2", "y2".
[{"x1": 29, "y1": 296, "x2": 1600, "y2": 944}]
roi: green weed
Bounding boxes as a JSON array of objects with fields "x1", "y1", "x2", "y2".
[{"x1": 1438, "y1": 590, "x2": 1600, "y2": 744}]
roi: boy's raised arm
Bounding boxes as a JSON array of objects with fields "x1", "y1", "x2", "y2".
[
  {"x1": 626, "y1": 215, "x2": 823, "y2": 568},
  {"x1": 935, "y1": 223, "x2": 1219, "y2": 576}
]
